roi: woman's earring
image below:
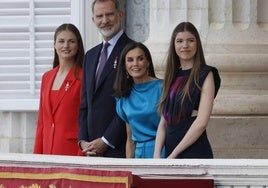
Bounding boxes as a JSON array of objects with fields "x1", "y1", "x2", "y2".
[{"x1": 126, "y1": 72, "x2": 129, "y2": 79}]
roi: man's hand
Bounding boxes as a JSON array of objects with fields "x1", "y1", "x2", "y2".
[
  {"x1": 80, "y1": 138, "x2": 108, "y2": 156},
  {"x1": 80, "y1": 140, "x2": 97, "y2": 156},
  {"x1": 88, "y1": 138, "x2": 108, "y2": 156}
]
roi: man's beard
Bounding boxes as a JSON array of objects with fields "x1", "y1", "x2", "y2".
[{"x1": 99, "y1": 22, "x2": 121, "y2": 39}]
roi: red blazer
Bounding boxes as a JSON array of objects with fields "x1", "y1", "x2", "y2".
[{"x1": 34, "y1": 66, "x2": 83, "y2": 156}]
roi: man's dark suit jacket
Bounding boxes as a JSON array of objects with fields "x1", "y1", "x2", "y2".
[{"x1": 78, "y1": 33, "x2": 133, "y2": 157}]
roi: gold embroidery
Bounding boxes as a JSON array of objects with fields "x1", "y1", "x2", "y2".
[
  {"x1": 15, "y1": 184, "x2": 72, "y2": 188},
  {"x1": 19, "y1": 184, "x2": 40, "y2": 188}
]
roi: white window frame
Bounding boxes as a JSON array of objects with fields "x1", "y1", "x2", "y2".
[{"x1": 0, "y1": 0, "x2": 88, "y2": 111}]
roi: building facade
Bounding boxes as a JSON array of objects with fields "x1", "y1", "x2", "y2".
[{"x1": 0, "y1": 0, "x2": 267, "y2": 158}]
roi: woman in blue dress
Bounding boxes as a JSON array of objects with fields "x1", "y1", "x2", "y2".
[
  {"x1": 114, "y1": 42, "x2": 164, "y2": 158},
  {"x1": 154, "y1": 22, "x2": 221, "y2": 159}
]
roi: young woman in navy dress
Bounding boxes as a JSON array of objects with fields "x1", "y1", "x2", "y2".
[{"x1": 154, "y1": 22, "x2": 221, "y2": 159}]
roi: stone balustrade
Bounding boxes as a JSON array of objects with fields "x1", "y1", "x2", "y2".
[{"x1": 0, "y1": 153, "x2": 268, "y2": 187}]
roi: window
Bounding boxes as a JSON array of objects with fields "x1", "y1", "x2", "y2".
[{"x1": 0, "y1": 0, "x2": 84, "y2": 111}]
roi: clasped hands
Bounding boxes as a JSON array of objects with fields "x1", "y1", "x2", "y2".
[{"x1": 80, "y1": 138, "x2": 108, "y2": 157}]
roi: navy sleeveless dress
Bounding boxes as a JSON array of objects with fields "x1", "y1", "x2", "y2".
[{"x1": 163, "y1": 65, "x2": 221, "y2": 158}]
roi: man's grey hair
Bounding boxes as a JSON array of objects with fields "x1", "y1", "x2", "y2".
[{"x1": 91, "y1": 0, "x2": 120, "y2": 13}]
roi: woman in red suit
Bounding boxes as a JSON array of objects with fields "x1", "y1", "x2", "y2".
[{"x1": 33, "y1": 23, "x2": 85, "y2": 155}]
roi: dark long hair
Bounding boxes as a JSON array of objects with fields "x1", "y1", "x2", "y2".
[
  {"x1": 158, "y1": 22, "x2": 206, "y2": 113},
  {"x1": 114, "y1": 42, "x2": 156, "y2": 98},
  {"x1": 53, "y1": 23, "x2": 85, "y2": 79}
]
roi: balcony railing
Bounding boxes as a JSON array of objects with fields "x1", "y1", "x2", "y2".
[{"x1": 0, "y1": 153, "x2": 268, "y2": 187}]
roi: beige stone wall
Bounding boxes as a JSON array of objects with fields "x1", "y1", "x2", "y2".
[
  {"x1": 145, "y1": 0, "x2": 268, "y2": 158},
  {"x1": 0, "y1": 112, "x2": 36, "y2": 153},
  {"x1": 208, "y1": 116, "x2": 268, "y2": 159}
]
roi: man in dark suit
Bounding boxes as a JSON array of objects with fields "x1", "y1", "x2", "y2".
[{"x1": 78, "y1": 0, "x2": 133, "y2": 157}]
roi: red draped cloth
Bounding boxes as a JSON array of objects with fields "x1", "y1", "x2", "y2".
[
  {"x1": 131, "y1": 175, "x2": 214, "y2": 188},
  {"x1": 0, "y1": 166, "x2": 131, "y2": 188}
]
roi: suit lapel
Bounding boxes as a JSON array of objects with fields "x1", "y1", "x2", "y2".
[
  {"x1": 94, "y1": 54, "x2": 118, "y2": 90},
  {"x1": 92, "y1": 44, "x2": 103, "y2": 92},
  {"x1": 44, "y1": 67, "x2": 58, "y2": 122},
  {"x1": 52, "y1": 67, "x2": 76, "y2": 114},
  {"x1": 94, "y1": 33, "x2": 129, "y2": 91}
]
